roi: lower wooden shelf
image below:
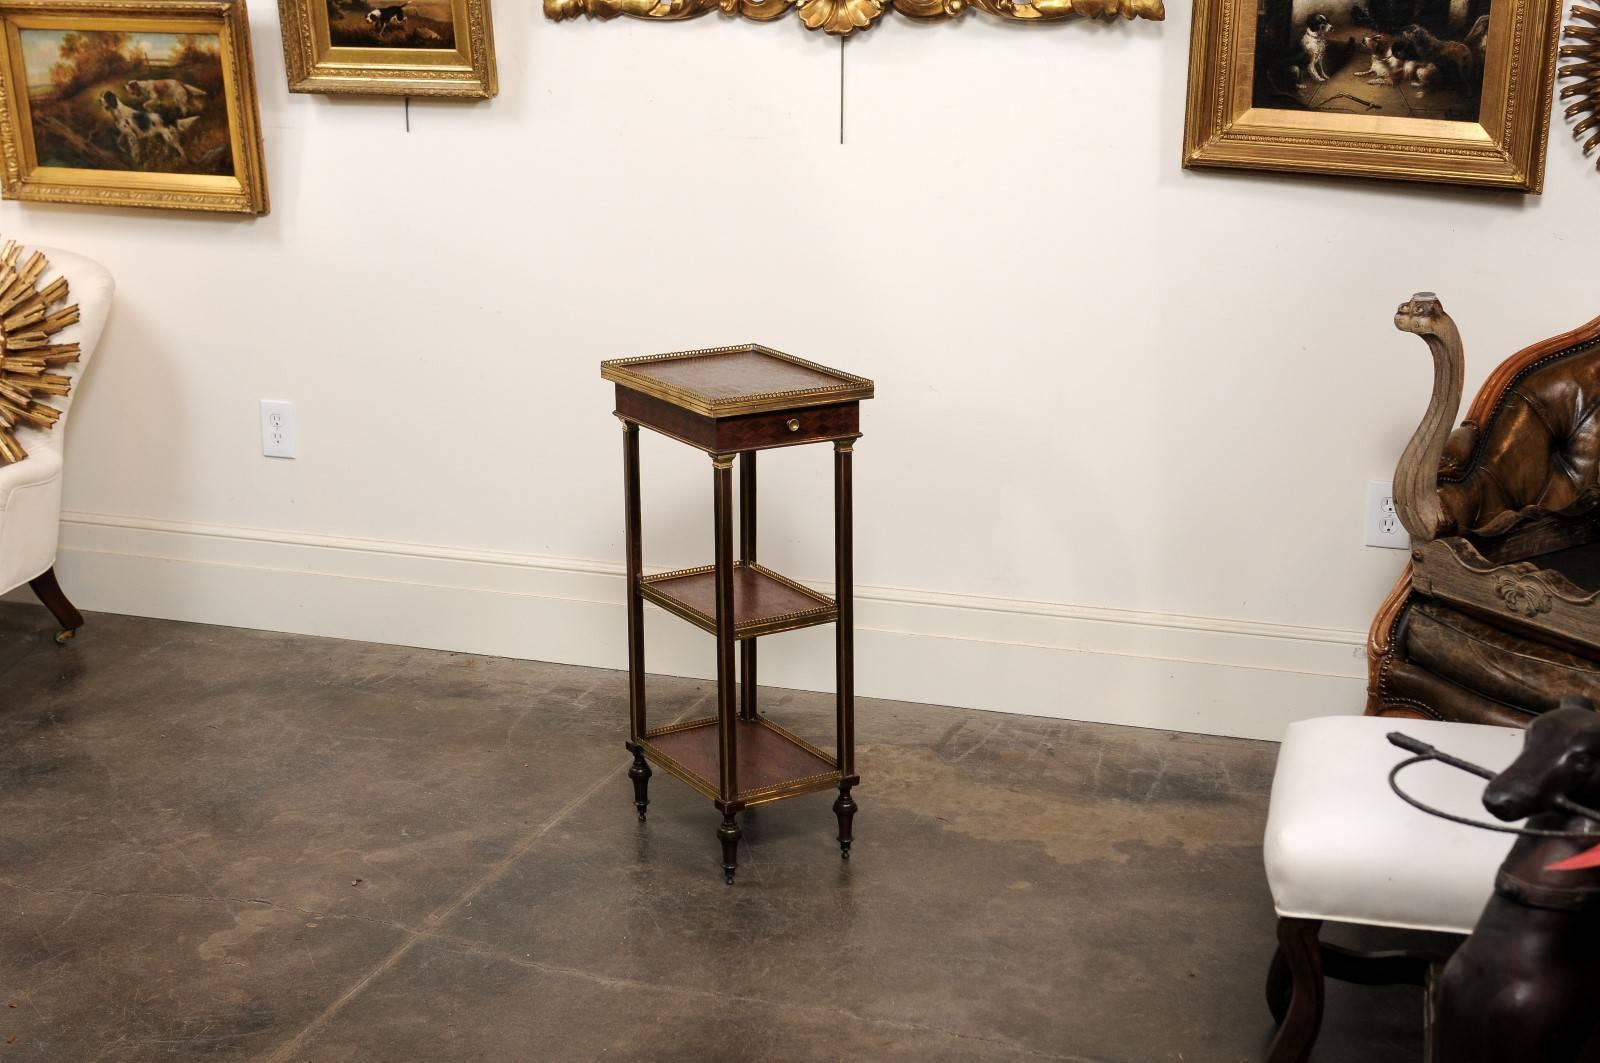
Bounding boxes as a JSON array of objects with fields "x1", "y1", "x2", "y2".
[
  {"x1": 639, "y1": 561, "x2": 836, "y2": 640},
  {"x1": 641, "y1": 715, "x2": 841, "y2": 807}
]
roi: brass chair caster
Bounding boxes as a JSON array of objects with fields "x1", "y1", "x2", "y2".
[{"x1": 54, "y1": 628, "x2": 78, "y2": 645}]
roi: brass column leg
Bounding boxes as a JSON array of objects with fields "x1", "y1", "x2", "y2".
[
  {"x1": 834, "y1": 440, "x2": 857, "y2": 860},
  {"x1": 713, "y1": 454, "x2": 741, "y2": 884},
  {"x1": 621, "y1": 422, "x2": 650, "y2": 819},
  {"x1": 739, "y1": 451, "x2": 757, "y2": 722}
]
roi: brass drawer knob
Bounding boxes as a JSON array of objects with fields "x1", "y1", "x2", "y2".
[{"x1": 786, "y1": 419, "x2": 800, "y2": 432}]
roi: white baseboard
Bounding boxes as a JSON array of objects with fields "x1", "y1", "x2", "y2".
[{"x1": 7, "y1": 512, "x2": 1371, "y2": 741}]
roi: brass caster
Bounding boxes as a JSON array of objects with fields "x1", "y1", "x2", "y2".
[{"x1": 54, "y1": 628, "x2": 77, "y2": 645}]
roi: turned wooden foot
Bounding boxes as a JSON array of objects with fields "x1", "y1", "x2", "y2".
[
  {"x1": 1266, "y1": 917, "x2": 1325, "y2": 1063},
  {"x1": 833, "y1": 785, "x2": 857, "y2": 860},
  {"x1": 718, "y1": 812, "x2": 740, "y2": 885},
  {"x1": 627, "y1": 745, "x2": 652, "y2": 822},
  {"x1": 28, "y1": 567, "x2": 82, "y2": 643}
]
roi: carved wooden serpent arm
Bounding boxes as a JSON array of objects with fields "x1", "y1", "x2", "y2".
[{"x1": 1392, "y1": 292, "x2": 1465, "y2": 544}]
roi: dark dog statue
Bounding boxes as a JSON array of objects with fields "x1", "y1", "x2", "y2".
[{"x1": 1436, "y1": 699, "x2": 1600, "y2": 1063}]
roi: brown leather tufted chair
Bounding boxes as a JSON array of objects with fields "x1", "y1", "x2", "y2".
[{"x1": 1366, "y1": 294, "x2": 1600, "y2": 727}]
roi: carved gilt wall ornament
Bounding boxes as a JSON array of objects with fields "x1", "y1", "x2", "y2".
[
  {"x1": 544, "y1": 0, "x2": 1162, "y2": 37},
  {"x1": 1561, "y1": 5, "x2": 1600, "y2": 167},
  {"x1": 0, "y1": 241, "x2": 79, "y2": 467}
]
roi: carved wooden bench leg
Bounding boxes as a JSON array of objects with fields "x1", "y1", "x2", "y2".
[
  {"x1": 1267, "y1": 917, "x2": 1325, "y2": 1063},
  {"x1": 28, "y1": 567, "x2": 83, "y2": 644}
]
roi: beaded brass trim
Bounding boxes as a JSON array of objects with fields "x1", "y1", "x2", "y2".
[
  {"x1": 601, "y1": 343, "x2": 874, "y2": 418},
  {"x1": 645, "y1": 715, "x2": 719, "y2": 739},
  {"x1": 637, "y1": 740, "x2": 721, "y2": 803},
  {"x1": 739, "y1": 769, "x2": 843, "y2": 806},
  {"x1": 757, "y1": 715, "x2": 839, "y2": 768}
]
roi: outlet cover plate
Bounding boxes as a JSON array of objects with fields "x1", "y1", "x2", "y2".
[
  {"x1": 1365, "y1": 480, "x2": 1407, "y2": 549},
  {"x1": 260, "y1": 399, "x2": 296, "y2": 459}
]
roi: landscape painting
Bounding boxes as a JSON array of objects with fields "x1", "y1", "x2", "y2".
[
  {"x1": 0, "y1": 2, "x2": 268, "y2": 214},
  {"x1": 325, "y1": 0, "x2": 458, "y2": 49},
  {"x1": 1252, "y1": 0, "x2": 1493, "y2": 121},
  {"x1": 20, "y1": 28, "x2": 234, "y2": 176}
]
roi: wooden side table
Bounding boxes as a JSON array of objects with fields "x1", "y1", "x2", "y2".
[{"x1": 602, "y1": 344, "x2": 875, "y2": 884}]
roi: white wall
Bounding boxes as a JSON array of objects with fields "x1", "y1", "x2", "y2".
[{"x1": 5, "y1": 2, "x2": 1593, "y2": 739}]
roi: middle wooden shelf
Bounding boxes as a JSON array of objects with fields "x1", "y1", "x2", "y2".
[{"x1": 639, "y1": 560, "x2": 837, "y2": 640}]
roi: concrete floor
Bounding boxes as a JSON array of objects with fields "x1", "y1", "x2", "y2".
[{"x1": 0, "y1": 603, "x2": 1426, "y2": 1061}]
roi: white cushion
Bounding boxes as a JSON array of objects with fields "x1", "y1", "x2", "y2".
[
  {"x1": 0, "y1": 447, "x2": 63, "y2": 592},
  {"x1": 0, "y1": 246, "x2": 113, "y2": 595},
  {"x1": 1264, "y1": 716, "x2": 1525, "y2": 935}
]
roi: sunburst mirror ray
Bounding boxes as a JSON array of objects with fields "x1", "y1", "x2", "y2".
[
  {"x1": 1562, "y1": 5, "x2": 1600, "y2": 167},
  {"x1": 0, "y1": 240, "x2": 79, "y2": 466}
]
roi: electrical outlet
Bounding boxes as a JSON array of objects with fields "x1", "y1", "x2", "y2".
[
  {"x1": 260, "y1": 400, "x2": 296, "y2": 459},
  {"x1": 1365, "y1": 480, "x2": 1407, "y2": 549}
]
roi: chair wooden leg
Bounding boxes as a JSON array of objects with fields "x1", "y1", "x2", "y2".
[
  {"x1": 1266, "y1": 941, "x2": 1292, "y2": 1025},
  {"x1": 1267, "y1": 917, "x2": 1325, "y2": 1063},
  {"x1": 28, "y1": 567, "x2": 82, "y2": 643}
]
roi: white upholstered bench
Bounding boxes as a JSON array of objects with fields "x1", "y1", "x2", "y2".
[{"x1": 1262, "y1": 716, "x2": 1525, "y2": 1062}]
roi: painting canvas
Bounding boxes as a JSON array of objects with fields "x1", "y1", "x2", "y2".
[
  {"x1": 324, "y1": 0, "x2": 456, "y2": 49},
  {"x1": 1183, "y1": 0, "x2": 1559, "y2": 189},
  {"x1": 0, "y1": 0, "x2": 269, "y2": 213},
  {"x1": 1252, "y1": 0, "x2": 1492, "y2": 121},
  {"x1": 21, "y1": 29, "x2": 234, "y2": 176},
  {"x1": 279, "y1": 0, "x2": 496, "y2": 97}
]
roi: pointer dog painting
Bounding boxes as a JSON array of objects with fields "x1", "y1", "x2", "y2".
[
  {"x1": 23, "y1": 30, "x2": 233, "y2": 176},
  {"x1": 278, "y1": 0, "x2": 497, "y2": 97},
  {"x1": 0, "y1": 0, "x2": 269, "y2": 213},
  {"x1": 323, "y1": 0, "x2": 456, "y2": 48}
]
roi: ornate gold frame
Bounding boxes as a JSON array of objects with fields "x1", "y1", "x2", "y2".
[
  {"x1": 279, "y1": 0, "x2": 496, "y2": 97},
  {"x1": 1183, "y1": 0, "x2": 1561, "y2": 190},
  {"x1": 546, "y1": 0, "x2": 1162, "y2": 37},
  {"x1": 0, "y1": 0, "x2": 268, "y2": 214}
]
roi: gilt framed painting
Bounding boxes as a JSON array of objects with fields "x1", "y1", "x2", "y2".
[
  {"x1": 1183, "y1": 0, "x2": 1561, "y2": 190},
  {"x1": 0, "y1": 0, "x2": 268, "y2": 214},
  {"x1": 278, "y1": 0, "x2": 497, "y2": 98}
]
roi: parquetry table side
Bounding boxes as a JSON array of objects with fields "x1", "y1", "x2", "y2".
[{"x1": 601, "y1": 343, "x2": 875, "y2": 884}]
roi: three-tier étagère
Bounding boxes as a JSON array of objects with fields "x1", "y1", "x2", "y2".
[{"x1": 602, "y1": 344, "x2": 874, "y2": 884}]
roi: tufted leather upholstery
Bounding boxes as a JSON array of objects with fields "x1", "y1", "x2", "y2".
[
  {"x1": 1435, "y1": 331, "x2": 1600, "y2": 537},
  {"x1": 0, "y1": 248, "x2": 114, "y2": 597},
  {"x1": 1368, "y1": 312, "x2": 1600, "y2": 726}
]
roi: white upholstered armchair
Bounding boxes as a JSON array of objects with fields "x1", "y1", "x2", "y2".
[{"x1": 0, "y1": 247, "x2": 113, "y2": 642}]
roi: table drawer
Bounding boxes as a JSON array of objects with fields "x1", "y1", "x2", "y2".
[{"x1": 715, "y1": 403, "x2": 859, "y2": 451}]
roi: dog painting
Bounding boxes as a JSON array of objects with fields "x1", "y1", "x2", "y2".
[
  {"x1": 281, "y1": 0, "x2": 494, "y2": 98},
  {"x1": 325, "y1": 0, "x2": 457, "y2": 48},
  {"x1": 1252, "y1": 0, "x2": 1492, "y2": 120},
  {"x1": 18, "y1": 29, "x2": 233, "y2": 176}
]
